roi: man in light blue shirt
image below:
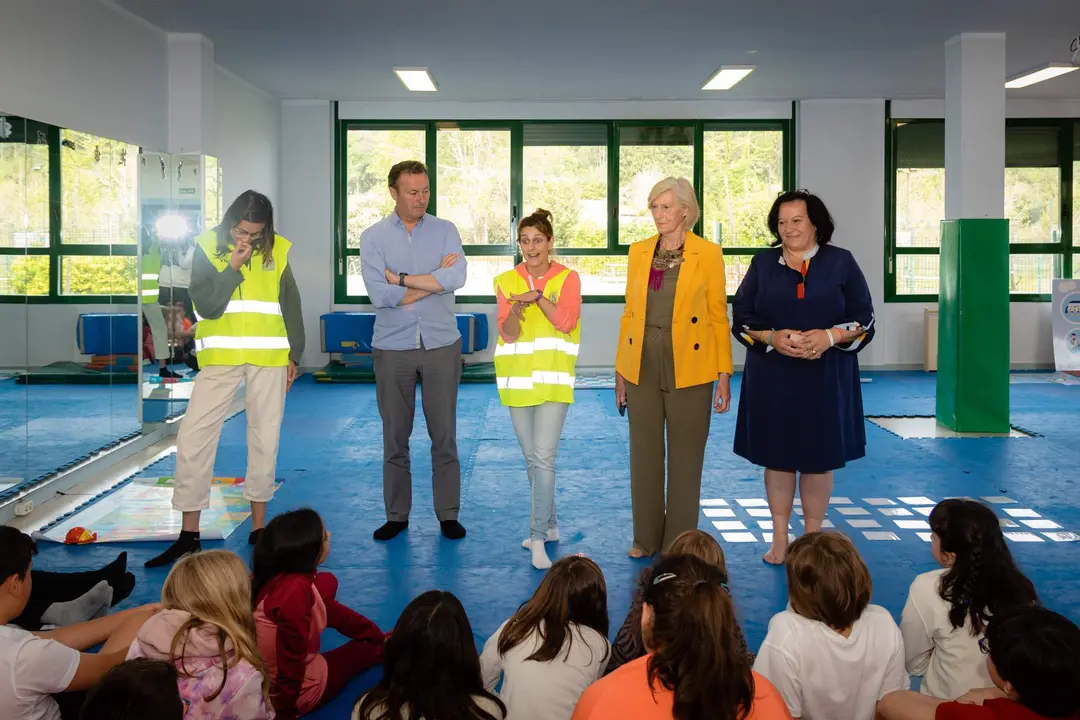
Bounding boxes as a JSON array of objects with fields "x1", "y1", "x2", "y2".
[{"x1": 359, "y1": 160, "x2": 468, "y2": 542}]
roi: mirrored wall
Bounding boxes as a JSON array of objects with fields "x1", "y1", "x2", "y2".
[
  {"x1": 138, "y1": 151, "x2": 220, "y2": 424},
  {"x1": 0, "y1": 110, "x2": 218, "y2": 499}
]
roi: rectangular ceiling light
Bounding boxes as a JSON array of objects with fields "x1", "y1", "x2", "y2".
[
  {"x1": 702, "y1": 65, "x2": 755, "y2": 90},
  {"x1": 393, "y1": 67, "x2": 437, "y2": 92},
  {"x1": 1005, "y1": 62, "x2": 1078, "y2": 89}
]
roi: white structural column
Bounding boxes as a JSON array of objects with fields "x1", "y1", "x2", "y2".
[
  {"x1": 167, "y1": 33, "x2": 215, "y2": 154},
  {"x1": 944, "y1": 33, "x2": 1006, "y2": 219}
]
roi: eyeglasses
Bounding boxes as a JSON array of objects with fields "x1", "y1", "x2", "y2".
[
  {"x1": 978, "y1": 637, "x2": 990, "y2": 655},
  {"x1": 230, "y1": 226, "x2": 263, "y2": 241}
]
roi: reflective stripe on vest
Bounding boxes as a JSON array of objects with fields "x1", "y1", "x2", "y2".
[
  {"x1": 493, "y1": 267, "x2": 580, "y2": 407},
  {"x1": 193, "y1": 230, "x2": 291, "y2": 367}
]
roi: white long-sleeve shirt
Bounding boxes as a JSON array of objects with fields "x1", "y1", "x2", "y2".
[
  {"x1": 900, "y1": 568, "x2": 993, "y2": 699},
  {"x1": 480, "y1": 620, "x2": 610, "y2": 720}
]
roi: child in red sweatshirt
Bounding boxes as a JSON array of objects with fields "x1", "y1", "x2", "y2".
[{"x1": 252, "y1": 509, "x2": 385, "y2": 718}]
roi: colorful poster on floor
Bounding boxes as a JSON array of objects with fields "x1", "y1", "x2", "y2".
[
  {"x1": 1052, "y1": 279, "x2": 1080, "y2": 374},
  {"x1": 34, "y1": 476, "x2": 282, "y2": 544}
]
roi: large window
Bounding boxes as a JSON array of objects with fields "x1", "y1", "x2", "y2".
[
  {"x1": 0, "y1": 113, "x2": 140, "y2": 302},
  {"x1": 886, "y1": 116, "x2": 1075, "y2": 301},
  {"x1": 337, "y1": 119, "x2": 792, "y2": 303}
]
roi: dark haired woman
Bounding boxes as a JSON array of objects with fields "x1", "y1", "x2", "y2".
[
  {"x1": 253, "y1": 508, "x2": 385, "y2": 718},
  {"x1": 145, "y1": 190, "x2": 306, "y2": 568},
  {"x1": 494, "y1": 209, "x2": 583, "y2": 570},
  {"x1": 355, "y1": 590, "x2": 506, "y2": 720},
  {"x1": 572, "y1": 554, "x2": 789, "y2": 720},
  {"x1": 731, "y1": 190, "x2": 875, "y2": 565},
  {"x1": 901, "y1": 499, "x2": 1038, "y2": 699},
  {"x1": 480, "y1": 555, "x2": 609, "y2": 719}
]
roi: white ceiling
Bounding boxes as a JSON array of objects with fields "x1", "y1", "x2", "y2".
[{"x1": 113, "y1": 0, "x2": 1080, "y2": 102}]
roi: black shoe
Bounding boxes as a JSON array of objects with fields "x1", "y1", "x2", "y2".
[
  {"x1": 248, "y1": 528, "x2": 264, "y2": 546},
  {"x1": 144, "y1": 531, "x2": 201, "y2": 568},
  {"x1": 158, "y1": 368, "x2": 183, "y2": 379},
  {"x1": 440, "y1": 520, "x2": 466, "y2": 540},
  {"x1": 373, "y1": 520, "x2": 408, "y2": 541}
]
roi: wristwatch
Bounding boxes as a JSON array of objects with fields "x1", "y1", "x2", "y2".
[{"x1": 398, "y1": 272, "x2": 408, "y2": 286}]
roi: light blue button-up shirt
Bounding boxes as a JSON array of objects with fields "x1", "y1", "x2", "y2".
[{"x1": 359, "y1": 212, "x2": 468, "y2": 351}]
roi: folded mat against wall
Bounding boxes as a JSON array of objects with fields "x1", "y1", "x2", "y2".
[{"x1": 34, "y1": 476, "x2": 283, "y2": 543}]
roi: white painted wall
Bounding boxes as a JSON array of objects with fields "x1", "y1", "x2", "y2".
[
  {"x1": 213, "y1": 68, "x2": 282, "y2": 207},
  {"x1": 0, "y1": 0, "x2": 168, "y2": 151},
  {"x1": 279, "y1": 101, "x2": 334, "y2": 369}
]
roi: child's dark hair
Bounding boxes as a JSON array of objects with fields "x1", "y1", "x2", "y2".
[
  {"x1": 79, "y1": 658, "x2": 185, "y2": 720},
  {"x1": 0, "y1": 526, "x2": 37, "y2": 583},
  {"x1": 356, "y1": 590, "x2": 505, "y2": 720},
  {"x1": 498, "y1": 555, "x2": 608, "y2": 663},
  {"x1": 642, "y1": 555, "x2": 754, "y2": 720},
  {"x1": 251, "y1": 508, "x2": 324, "y2": 606},
  {"x1": 984, "y1": 605, "x2": 1080, "y2": 717},
  {"x1": 929, "y1": 499, "x2": 1038, "y2": 634},
  {"x1": 214, "y1": 189, "x2": 276, "y2": 268}
]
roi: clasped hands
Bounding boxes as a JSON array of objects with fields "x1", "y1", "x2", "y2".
[
  {"x1": 383, "y1": 252, "x2": 459, "y2": 286},
  {"x1": 769, "y1": 328, "x2": 837, "y2": 360},
  {"x1": 508, "y1": 289, "x2": 543, "y2": 320}
]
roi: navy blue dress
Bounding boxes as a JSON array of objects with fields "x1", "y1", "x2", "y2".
[{"x1": 732, "y1": 245, "x2": 875, "y2": 473}]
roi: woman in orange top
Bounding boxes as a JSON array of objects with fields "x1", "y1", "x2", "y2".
[
  {"x1": 571, "y1": 554, "x2": 791, "y2": 720},
  {"x1": 615, "y1": 177, "x2": 734, "y2": 558}
]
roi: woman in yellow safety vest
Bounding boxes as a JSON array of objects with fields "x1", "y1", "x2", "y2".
[
  {"x1": 145, "y1": 190, "x2": 305, "y2": 568},
  {"x1": 493, "y1": 209, "x2": 582, "y2": 570}
]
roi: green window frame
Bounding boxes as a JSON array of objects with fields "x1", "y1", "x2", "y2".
[
  {"x1": 334, "y1": 110, "x2": 795, "y2": 304},
  {"x1": 0, "y1": 114, "x2": 139, "y2": 304},
  {"x1": 884, "y1": 103, "x2": 1075, "y2": 303}
]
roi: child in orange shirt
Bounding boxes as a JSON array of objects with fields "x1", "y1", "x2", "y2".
[{"x1": 572, "y1": 554, "x2": 791, "y2": 720}]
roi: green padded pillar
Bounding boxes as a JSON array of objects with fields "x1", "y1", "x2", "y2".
[{"x1": 935, "y1": 218, "x2": 1010, "y2": 432}]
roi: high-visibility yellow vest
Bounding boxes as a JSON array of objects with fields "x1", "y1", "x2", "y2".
[
  {"x1": 193, "y1": 230, "x2": 291, "y2": 367},
  {"x1": 493, "y1": 267, "x2": 580, "y2": 407},
  {"x1": 140, "y1": 245, "x2": 160, "y2": 301}
]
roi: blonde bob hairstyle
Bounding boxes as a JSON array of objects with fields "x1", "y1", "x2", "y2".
[{"x1": 647, "y1": 177, "x2": 700, "y2": 232}]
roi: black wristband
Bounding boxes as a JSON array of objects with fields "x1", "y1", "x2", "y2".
[{"x1": 399, "y1": 272, "x2": 408, "y2": 286}]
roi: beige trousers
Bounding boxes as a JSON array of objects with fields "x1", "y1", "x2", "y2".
[
  {"x1": 172, "y1": 364, "x2": 287, "y2": 511},
  {"x1": 143, "y1": 302, "x2": 170, "y2": 361}
]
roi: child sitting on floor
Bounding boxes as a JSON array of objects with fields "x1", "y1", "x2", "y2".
[
  {"x1": 901, "y1": 499, "x2": 1038, "y2": 699},
  {"x1": 127, "y1": 549, "x2": 273, "y2": 719},
  {"x1": 604, "y1": 529, "x2": 753, "y2": 676},
  {"x1": 480, "y1": 555, "x2": 610, "y2": 719},
  {"x1": 253, "y1": 508, "x2": 385, "y2": 719},
  {"x1": 571, "y1": 554, "x2": 790, "y2": 720},
  {"x1": 0, "y1": 527, "x2": 157, "y2": 720},
  {"x1": 878, "y1": 604, "x2": 1080, "y2": 720},
  {"x1": 354, "y1": 590, "x2": 506, "y2": 720},
  {"x1": 753, "y1": 531, "x2": 908, "y2": 720}
]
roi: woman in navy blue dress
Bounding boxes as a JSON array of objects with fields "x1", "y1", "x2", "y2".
[{"x1": 732, "y1": 190, "x2": 875, "y2": 565}]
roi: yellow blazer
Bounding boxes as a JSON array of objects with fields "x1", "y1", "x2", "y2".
[{"x1": 616, "y1": 231, "x2": 734, "y2": 389}]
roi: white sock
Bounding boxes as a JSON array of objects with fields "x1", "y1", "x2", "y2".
[
  {"x1": 530, "y1": 540, "x2": 552, "y2": 570},
  {"x1": 521, "y1": 528, "x2": 560, "y2": 549}
]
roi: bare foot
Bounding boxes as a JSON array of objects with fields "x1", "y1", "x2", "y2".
[
  {"x1": 762, "y1": 548, "x2": 787, "y2": 565},
  {"x1": 627, "y1": 545, "x2": 651, "y2": 559}
]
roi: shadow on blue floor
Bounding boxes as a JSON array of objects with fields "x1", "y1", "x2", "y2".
[
  {"x1": 28, "y1": 370, "x2": 1080, "y2": 718},
  {"x1": 0, "y1": 379, "x2": 140, "y2": 483}
]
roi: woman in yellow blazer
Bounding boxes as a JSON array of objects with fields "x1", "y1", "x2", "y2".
[{"x1": 615, "y1": 177, "x2": 733, "y2": 558}]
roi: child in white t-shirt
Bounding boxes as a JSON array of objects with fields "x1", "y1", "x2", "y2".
[
  {"x1": 754, "y1": 531, "x2": 908, "y2": 720},
  {"x1": 481, "y1": 555, "x2": 610, "y2": 720},
  {"x1": 900, "y1": 499, "x2": 1038, "y2": 699},
  {"x1": 0, "y1": 527, "x2": 157, "y2": 720}
]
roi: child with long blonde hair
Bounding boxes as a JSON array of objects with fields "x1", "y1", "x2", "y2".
[{"x1": 127, "y1": 550, "x2": 274, "y2": 719}]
